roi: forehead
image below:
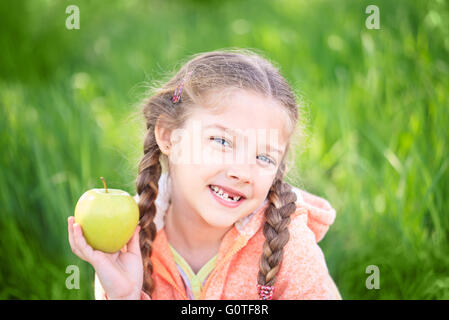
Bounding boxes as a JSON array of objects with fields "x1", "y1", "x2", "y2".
[{"x1": 187, "y1": 88, "x2": 291, "y2": 143}]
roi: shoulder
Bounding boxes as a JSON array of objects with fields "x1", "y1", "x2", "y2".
[
  {"x1": 268, "y1": 185, "x2": 337, "y2": 264},
  {"x1": 289, "y1": 186, "x2": 337, "y2": 243},
  {"x1": 271, "y1": 187, "x2": 341, "y2": 299},
  {"x1": 274, "y1": 212, "x2": 341, "y2": 299}
]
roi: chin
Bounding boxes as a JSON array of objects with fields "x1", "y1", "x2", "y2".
[{"x1": 201, "y1": 213, "x2": 238, "y2": 229}]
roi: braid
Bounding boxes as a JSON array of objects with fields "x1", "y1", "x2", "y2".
[
  {"x1": 136, "y1": 140, "x2": 162, "y2": 297},
  {"x1": 257, "y1": 164, "x2": 297, "y2": 298}
]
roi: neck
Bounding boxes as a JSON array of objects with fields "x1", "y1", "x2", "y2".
[{"x1": 164, "y1": 198, "x2": 231, "y2": 259}]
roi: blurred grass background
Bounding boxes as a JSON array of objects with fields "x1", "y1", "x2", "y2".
[{"x1": 1, "y1": 0, "x2": 448, "y2": 299}]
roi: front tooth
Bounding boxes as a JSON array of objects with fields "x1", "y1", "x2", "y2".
[{"x1": 223, "y1": 193, "x2": 228, "y2": 198}]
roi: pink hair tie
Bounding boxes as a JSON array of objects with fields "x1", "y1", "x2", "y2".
[
  {"x1": 172, "y1": 70, "x2": 193, "y2": 104},
  {"x1": 257, "y1": 284, "x2": 275, "y2": 300}
]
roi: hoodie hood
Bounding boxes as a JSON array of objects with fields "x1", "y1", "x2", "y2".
[
  {"x1": 134, "y1": 173, "x2": 336, "y2": 244},
  {"x1": 291, "y1": 187, "x2": 336, "y2": 242}
]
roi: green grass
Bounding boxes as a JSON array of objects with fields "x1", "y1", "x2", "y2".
[{"x1": 0, "y1": 0, "x2": 448, "y2": 299}]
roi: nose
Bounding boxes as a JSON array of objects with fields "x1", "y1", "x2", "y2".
[{"x1": 226, "y1": 164, "x2": 253, "y2": 184}]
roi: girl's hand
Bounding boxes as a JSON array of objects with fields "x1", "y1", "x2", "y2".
[{"x1": 67, "y1": 216, "x2": 143, "y2": 300}]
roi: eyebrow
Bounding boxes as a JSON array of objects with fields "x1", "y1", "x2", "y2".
[{"x1": 204, "y1": 124, "x2": 285, "y2": 155}]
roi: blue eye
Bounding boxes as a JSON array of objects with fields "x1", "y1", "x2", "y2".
[
  {"x1": 257, "y1": 155, "x2": 276, "y2": 165},
  {"x1": 211, "y1": 136, "x2": 232, "y2": 148}
]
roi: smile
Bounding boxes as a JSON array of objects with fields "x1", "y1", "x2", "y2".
[
  {"x1": 208, "y1": 185, "x2": 245, "y2": 208},
  {"x1": 209, "y1": 185, "x2": 242, "y2": 201}
]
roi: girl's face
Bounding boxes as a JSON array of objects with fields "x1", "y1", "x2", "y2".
[{"x1": 161, "y1": 89, "x2": 291, "y2": 229}]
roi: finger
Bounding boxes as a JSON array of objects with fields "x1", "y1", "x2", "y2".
[
  {"x1": 68, "y1": 217, "x2": 76, "y2": 250},
  {"x1": 68, "y1": 216, "x2": 75, "y2": 247},
  {"x1": 126, "y1": 225, "x2": 141, "y2": 256},
  {"x1": 68, "y1": 216, "x2": 84, "y2": 258},
  {"x1": 72, "y1": 221, "x2": 88, "y2": 260},
  {"x1": 73, "y1": 222, "x2": 95, "y2": 261}
]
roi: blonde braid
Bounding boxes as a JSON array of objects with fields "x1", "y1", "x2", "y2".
[
  {"x1": 257, "y1": 164, "x2": 297, "y2": 298},
  {"x1": 136, "y1": 141, "x2": 162, "y2": 296}
]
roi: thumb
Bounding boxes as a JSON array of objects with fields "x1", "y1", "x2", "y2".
[{"x1": 126, "y1": 225, "x2": 141, "y2": 256}]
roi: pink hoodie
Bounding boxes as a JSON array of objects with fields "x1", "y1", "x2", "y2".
[{"x1": 95, "y1": 174, "x2": 342, "y2": 300}]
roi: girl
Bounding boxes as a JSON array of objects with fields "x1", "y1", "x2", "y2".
[{"x1": 67, "y1": 49, "x2": 342, "y2": 300}]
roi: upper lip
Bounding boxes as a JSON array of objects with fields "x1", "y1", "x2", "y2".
[{"x1": 210, "y1": 184, "x2": 247, "y2": 199}]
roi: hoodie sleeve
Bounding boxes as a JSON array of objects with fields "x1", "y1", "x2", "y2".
[{"x1": 273, "y1": 187, "x2": 341, "y2": 300}]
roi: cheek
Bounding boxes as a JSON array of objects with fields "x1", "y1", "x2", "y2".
[
  {"x1": 254, "y1": 172, "x2": 277, "y2": 197},
  {"x1": 172, "y1": 163, "x2": 219, "y2": 194}
]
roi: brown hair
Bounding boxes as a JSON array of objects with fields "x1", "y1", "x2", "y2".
[{"x1": 135, "y1": 48, "x2": 302, "y2": 298}]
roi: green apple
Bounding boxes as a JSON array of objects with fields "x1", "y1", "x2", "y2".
[{"x1": 74, "y1": 177, "x2": 139, "y2": 253}]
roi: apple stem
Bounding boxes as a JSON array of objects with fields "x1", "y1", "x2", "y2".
[{"x1": 100, "y1": 177, "x2": 108, "y2": 193}]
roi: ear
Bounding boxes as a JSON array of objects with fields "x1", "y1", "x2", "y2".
[{"x1": 154, "y1": 116, "x2": 173, "y2": 156}]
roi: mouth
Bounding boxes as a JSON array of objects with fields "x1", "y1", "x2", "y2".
[{"x1": 208, "y1": 184, "x2": 246, "y2": 208}]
